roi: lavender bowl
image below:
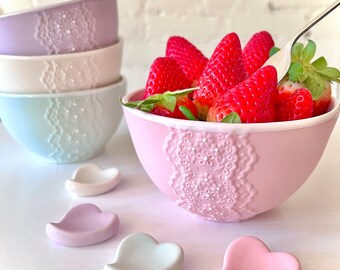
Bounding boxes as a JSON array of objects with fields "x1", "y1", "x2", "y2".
[
  {"x1": 0, "y1": 0, "x2": 118, "y2": 56},
  {"x1": 123, "y1": 90, "x2": 340, "y2": 222}
]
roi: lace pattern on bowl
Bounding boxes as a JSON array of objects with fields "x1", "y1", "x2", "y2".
[
  {"x1": 35, "y1": 2, "x2": 99, "y2": 54},
  {"x1": 45, "y1": 95, "x2": 103, "y2": 163},
  {"x1": 41, "y1": 58, "x2": 100, "y2": 93},
  {"x1": 164, "y1": 128, "x2": 258, "y2": 222}
]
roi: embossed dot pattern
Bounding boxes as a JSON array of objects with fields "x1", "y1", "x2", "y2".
[
  {"x1": 35, "y1": 2, "x2": 99, "y2": 55},
  {"x1": 164, "y1": 128, "x2": 258, "y2": 222}
]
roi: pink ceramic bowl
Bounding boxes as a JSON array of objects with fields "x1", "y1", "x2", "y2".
[
  {"x1": 0, "y1": 0, "x2": 118, "y2": 56},
  {"x1": 122, "y1": 90, "x2": 340, "y2": 222}
]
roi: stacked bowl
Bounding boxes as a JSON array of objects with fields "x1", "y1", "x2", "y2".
[{"x1": 0, "y1": 0, "x2": 126, "y2": 163}]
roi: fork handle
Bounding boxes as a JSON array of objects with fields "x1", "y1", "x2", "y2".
[{"x1": 290, "y1": 0, "x2": 340, "y2": 45}]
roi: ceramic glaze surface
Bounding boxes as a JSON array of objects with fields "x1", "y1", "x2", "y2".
[
  {"x1": 0, "y1": 0, "x2": 118, "y2": 55},
  {"x1": 41, "y1": 58, "x2": 100, "y2": 93},
  {"x1": 0, "y1": 0, "x2": 70, "y2": 14},
  {"x1": 104, "y1": 233, "x2": 184, "y2": 270},
  {"x1": 45, "y1": 95, "x2": 103, "y2": 163},
  {"x1": 223, "y1": 237, "x2": 301, "y2": 270},
  {"x1": 65, "y1": 164, "x2": 121, "y2": 196},
  {"x1": 122, "y1": 89, "x2": 340, "y2": 222},
  {"x1": 164, "y1": 128, "x2": 257, "y2": 222},
  {"x1": 0, "y1": 38, "x2": 123, "y2": 93},
  {"x1": 0, "y1": 77, "x2": 126, "y2": 163},
  {"x1": 35, "y1": 2, "x2": 98, "y2": 54},
  {"x1": 46, "y1": 203, "x2": 120, "y2": 247}
]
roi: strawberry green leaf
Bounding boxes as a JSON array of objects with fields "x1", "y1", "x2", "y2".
[
  {"x1": 121, "y1": 87, "x2": 197, "y2": 113},
  {"x1": 301, "y1": 40, "x2": 316, "y2": 62},
  {"x1": 179, "y1": 106, "x2": 197, "y2": 120},
  {"x1": 314, "y1": 67, "x2": 340, "y2": 83},
  {"x1": 120, "y1": 98, "x2": 140, "y2": 108},
  {"x1": 160, "y1": 95, "x2": 177, "y2": 112},
  {"x1": 139, "y1": 103, "x2": 155, "y2": 112},
  {"x1": 292, "y1": 43, "x2": 304, "y2": 61},
  {"x1": 312, "y1": 56, "x2": 327, "y2": 68},
  {"x1": 288, "y1": 62, "x2": 303, "y2": 83},
  {"x1": 221, "y1": 112, "x2": 241, "y2": 123},
  {"x1": 269, "y1": 47, "x2": 281, "y2": 57},
  {"x1": 285, "y1": 39, "x2": 340, "y2": 97},
  {"x1": 163, "y1": 87, "x2": 197, "y2": 97},
  {"x1": 297, "y1": 72, "x2": 308, "y2": 83},
  {"x1": 303, "y1": 73, "x2": 325, "y2": 100},
  {"x1": 121, "y1": 96, "x2": 162, "y2": 109}
]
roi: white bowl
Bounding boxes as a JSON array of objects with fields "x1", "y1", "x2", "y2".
[
  {"x1": 0, "y1": 37, "x2": 123, "y2": 94},
  {"x1": 0, "y1": 0, "x2": 71, "y2": 14},
  {"x1": 0, "y1": 77, "x2": 127, "y2": 163}
]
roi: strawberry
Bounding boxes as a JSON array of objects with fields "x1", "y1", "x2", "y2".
[
  {"x1": 166, "y1": 36, "x2": 208, "y2": 85},
  {"x1": 275, "y1": 40, "x2": 340, "y2": 116},
  {"x1": 275, "y1": 88, "x2": 313, "y2": 121},
  {"x1": 193, "y1": 32, "x2": 248, "y2": 120},
  {"x1": 143, "y1": 57, "x2": 192, "y2": 99},
  {"x1": 150, "y1": 95, "x2": 198, "y2": 119},
  {"x1": 206, "y1": 65, "x2": 277, "y2": 123},
  {"x1": 242, "y1": 31, "x2": 274, "y2": 75},
  {"x1": 122, "y1": 89, "x2": 198, "y2": 120},
  {"x1": 312, "y1": 81, "x2": 332, "y2": 116}
]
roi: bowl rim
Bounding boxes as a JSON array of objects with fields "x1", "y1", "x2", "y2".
[
  {"x1": 0, "y1": 76, "x2": 126, "y2": 98},
  {"x1": 122, "y1": 89, "x2": 340, "y2": 133},
  {"x1": 0, "y1": 0, "x2": 106, "y2": 19},
  {"x1": 0, "y1": 37, "x2": 123, "y2": 60}
]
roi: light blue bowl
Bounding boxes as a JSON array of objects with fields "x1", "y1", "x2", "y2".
[{"x1": 0, "y1": 77, "x2": 126, "y2": 163}]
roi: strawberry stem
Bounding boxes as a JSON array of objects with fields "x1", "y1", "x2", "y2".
[{"x1": 285, "y1": 40, "x2": 340, "y2": 100}]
